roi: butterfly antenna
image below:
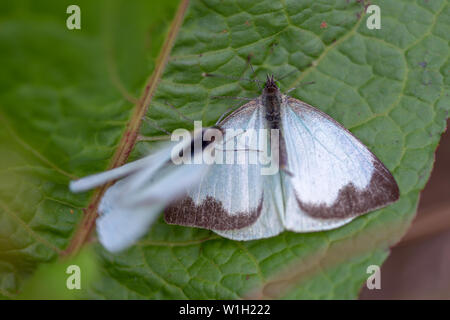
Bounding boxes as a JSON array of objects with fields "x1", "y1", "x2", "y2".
[
  {"x1": 247, "y1": 57, "x2": 264, "y2": 90},
  {"x1": 249, "y1": 61, "x2": 255, "y2": 75}
]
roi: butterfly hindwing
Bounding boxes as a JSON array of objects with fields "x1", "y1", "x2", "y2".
[{"x1": 214, "y1": 172, "x2": 285, "y2": 240}]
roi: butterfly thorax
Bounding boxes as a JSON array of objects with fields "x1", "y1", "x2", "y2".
[
  {"x1": 262, "y1": 75, "x2": 289, "y2": 171},
  {"x1": 262, "y1": 75, "x2": 282, "y2": 129}
]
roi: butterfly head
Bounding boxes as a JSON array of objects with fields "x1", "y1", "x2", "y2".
[
  {"x1": 264, "y1": 74, "x2": 279, "y2": 93},
  {"x1": 263, "y1": 74, "x2": 281, "y2": 97}
]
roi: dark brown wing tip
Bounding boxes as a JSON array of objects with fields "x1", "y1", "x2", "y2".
[
  {"x1": 297, "y1": 161, "x2": 400, "y2": 220},
  {"x1": 165, "y1": 195, "x2": 263, "y2": 231}
]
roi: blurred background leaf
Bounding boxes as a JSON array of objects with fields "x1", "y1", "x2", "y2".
[
  {"x1": 0, "y1": 0, "x2": 448, "y2": 299},
  {"x1": 16, "y1": 246, "x2": 98, "y2": 300}
]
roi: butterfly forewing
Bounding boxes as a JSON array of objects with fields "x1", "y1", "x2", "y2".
[{"x1": 97, "y1": 177, "x2": 166, "y2": 252}]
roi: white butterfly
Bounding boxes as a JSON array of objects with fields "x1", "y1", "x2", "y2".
[
  {"x1": 70, "y1": 75, "x2": 399, "y2": 251},
  {"x1": 165, "y1": 75, "x2": 400, "y2": 240}
]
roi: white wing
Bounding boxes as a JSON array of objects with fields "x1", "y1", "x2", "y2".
[
  {"x1": 280, "y1": 96, "x2": 399, "y2": 231},
  {"x1": 69, "y1": 144, "x2": 173, "y2": 193},
  {"x1": 97, "y1": 162, "x2": 209, "y2": 252},
  {"x1": 214, "y1": 173, "x2": 284, "y2": 240},
  {"x1": 69, "y1": 134, "x2": 211, "y2": 252},
  {"x1": 97, "y1": 177, "x2": 165, "y2": 252},
  {"x1": 165, "y1": 99, "x2": 282, "y2": 236}
]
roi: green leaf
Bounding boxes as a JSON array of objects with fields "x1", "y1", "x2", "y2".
[
  {"x1": 1, "y1": 0, "x2": 449, "y2": 299},
  {"x1": 0, "y1": 0, "x2": 179, "y2": 298},
  {"x1": 17, "y1": 246, "x2": 99, "y2": 300}
]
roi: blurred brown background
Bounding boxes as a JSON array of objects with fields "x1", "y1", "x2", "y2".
[{"x1": 360, "y1": 119, "x2": 450, "y2": 299}]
